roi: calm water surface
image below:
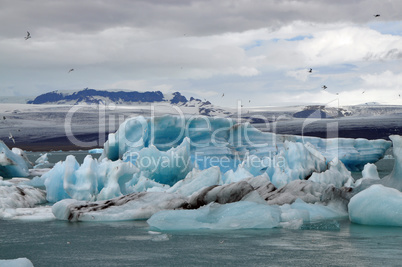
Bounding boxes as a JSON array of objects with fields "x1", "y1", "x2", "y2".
[{"x1": 1, "y1": 219, "x2": 402, "y2": 266}]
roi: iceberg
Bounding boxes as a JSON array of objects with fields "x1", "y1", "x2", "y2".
[
  {"x1": 349, "y1": 184, "x2": 402, "y2": 226},
  {"x1": 38, "y1": 155, "x2": 138, "y2": 202},
  {"x1": 148, "y1": 201, "x2": 281, "y2": 231},
  {"x1": 0, "y1": 182, "x2": 46, "y2": 209},
  {"x1": 101, "y1": 115, "x2": 391, "y2": 172},
  {"x1": 353, "y1": 135, "x2": 402, "y2": 192},
  {"x1": 0, "y1": 141, "x2": 30, "y2": 178},
  {"x1": 0, "y1": 258, "x2": 34, "y2": 267},
  {"x1": 52, "y1": 192, "x2": 188, "y2": 221},
  {"x1": 135, "y1": 137, "x2": 192, "y2": 186},
  {"x1": 33, "y1": 153, "x2": 53, "y2": 169},
  {"x1": 308, "y1": 158, "x2": 354, "y2": 188}
]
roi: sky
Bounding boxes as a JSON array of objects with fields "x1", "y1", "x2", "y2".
[{"x1": 1, "y1": 0, "x2": 402, "y2": 108}]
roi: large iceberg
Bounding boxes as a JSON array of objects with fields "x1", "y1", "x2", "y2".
[{"x1": 101, "y1": 115, "x2": 391, "y2": 172}]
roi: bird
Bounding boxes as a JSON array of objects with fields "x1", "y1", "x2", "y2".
[
  {"x1": 249, "y1": 100, "x2": 251, "y2": 103},
  {"x1": 336, "y1": 93, "x2": 339, "y2": 95},
  {"x1": 24, "y1": 31, "x2": 31, "y2": 40},
  {"x1": 222, "y1": 93, "x2": 224, "y2": 97},
  {"x1": 322, "y1": 85, "x2": 327, "y2": 90},
  {"x1": 308, "y1": 68, "x2": 312, "y2": 73},
  {"x1": 68, "y1": 68, "x2": 74, "y2": 73},
  {"x1": 362, "y1": 91, "x2": 365, "y2": 94},
  {"x1": 399, "y1": 94, "x2": 400, "y2": 97},
  {"x1": 374, "y1": 14, "x2": 380, "y2": 17},
  {"x1": 2, "y1": 116, "x2": 5, "y2": 120},
  {"x1": 9, "y1": 132, "x2": 15, "y2": 144}
]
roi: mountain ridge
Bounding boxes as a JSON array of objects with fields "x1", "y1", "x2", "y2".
[{"x1": 27, "y1": 88, "x2": 198, "y2": 105}]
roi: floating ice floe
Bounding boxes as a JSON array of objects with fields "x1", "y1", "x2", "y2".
[
  {"x1": 33, "y1": 153, "x2": 53, "y2": 169},
  {"x1": 0, "y1": 258, "x2": 34, "y2": 267},
  {"x1": 0, "y1": 181, "x2": 46, "y2": 209},
  {"x1": 88, "y1": 148, "x2": 104, "y2": 154}
]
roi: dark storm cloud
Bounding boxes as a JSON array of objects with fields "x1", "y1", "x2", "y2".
[{"x1": 2, "y1": 0, "x2": 402, "y2": 38}]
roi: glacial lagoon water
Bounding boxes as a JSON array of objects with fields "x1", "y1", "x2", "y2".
[
  {"x1": 1, "y1": 151, "x2": 401, "y2": 266},
  {"x1": 2, "y1": 219, "x2": 402, "y2": 266}
]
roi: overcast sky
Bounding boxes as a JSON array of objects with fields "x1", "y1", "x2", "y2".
[{"x1": 1, "y1": 0, "x2": 402, "y2": 107}]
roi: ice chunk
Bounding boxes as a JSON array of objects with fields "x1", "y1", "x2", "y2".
[
  {"x1": 0, "y1": 184, "x2": 46, "y2": 209},
  {"x1": 147, "y1": 201, "x2": 281, "y2": 231},
  {"x1": 88, "y1": 148, "x2": 104, "y2": 154},
  {"x1": 0, "y1": 258, "x2": 34, "y2": 267},
  {"x1": 309, "y1": 158, "x2": 354, "y2": 188},
  {"x1": 265, "y1": 180, "x2": 326, "y2": 205},
  {"x1": 97, "y1": 159, "x2": 138, "y2": 200},
  {"x1": 33, "y1": 153, "x2": 53, "y2": 169},
  {"x1": 0, "y1": 206, "x2": 55, "y2": 221},
  {"x1": 379, "y1": 135, "x2": 402, "y2": 190},
  {"x1": 167, "y1": 166, "x2": 222, "y2": 196},
  {"x1": 222, "y1": 167, "x2": 253, "y2": 184},
  {"x1": 126, "y1": 173, "x2": 170, "y2": 193},
  {"x1": 135, "y1": 137, "x2": 192, "y2": 186},
  {"x1": 361, "y1": 163, "x2": 380, "y2": 179},
  {"x1": 284, "y1": 135, "x2": 391, "y2": 171},
  {"x1": 42, "y1": 155, "x2": 138, "y2": 202},
  {"x1": 52, "y1": 192, "x2": 188, "y2": 221},
  {"x1": 353, "y1": 135, "x2": 402, "y2": 192},
  {"x1": 353, "y1": 163, "x2": 380, "y2": 187},
  {"x1": 349, "y1": 184, "x2": 402, "y2": 226},
  {"x1": 0, "y1": 141, "x2": 30, "y2": 178},
  {"x1": 185, "y1": 174, "x2": 274, "y2": 209}
]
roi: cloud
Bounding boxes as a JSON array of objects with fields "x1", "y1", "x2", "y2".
[{"x1": 361, "y1": 70, "x2": 402, "y2": 89}]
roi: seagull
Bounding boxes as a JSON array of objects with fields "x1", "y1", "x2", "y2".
[
  {"x1": 9, "y1": 132, "x2": 15, "y2": 144},
  {"x1": 308, "y1": 68, "x2": 312, "y2": 73},
  {"x1": 322, "y1": 85, "x2": 327, "y2": 90},
  {"x1": 25, "y1": 31, "x2": 31, "y2": 40},
  {"x1": 374, "y1": 14, "x2": 380, "y2": 17},
  {"x1": 68, "y1": 68, "x2": 74, "y2": 73}
]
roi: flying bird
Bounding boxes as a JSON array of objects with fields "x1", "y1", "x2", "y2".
[
  {"x1": 322, "y1": 85, "x2": 327, "y2": 90},
  {"x1": 9, "y1": 132, "x2": 15, "y2": 144},
  {"x1": 362, "y1": 91, "x2": 365, "y2": 94},
  {"x1": 25, "y1": 31, "x2": 31, "y2": 40},
  {"x1": 374, "y1": 14, "x2": 380, "y2": 17},
  {"x1": 308, "y1": 68, "x2": 312, "y2": 73},
  {"x1": 222, "y1": 93, "x2": 224, "y2": 97},
  {"x1": 68, "y1": 68, "x2": 74, "y2": 73},
  {"x1": 2, "y1": 116, "x2": 5, "y2": 120}
]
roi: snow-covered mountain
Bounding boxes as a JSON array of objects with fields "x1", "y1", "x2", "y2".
[{"x1": 27, "y1": 89, "x2": 196, "y2": 105}]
